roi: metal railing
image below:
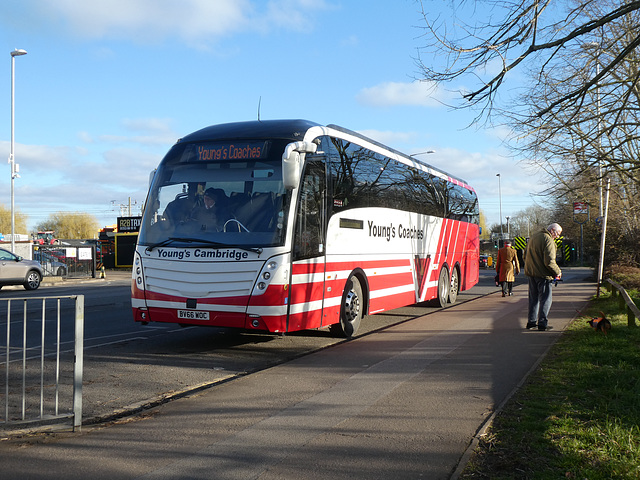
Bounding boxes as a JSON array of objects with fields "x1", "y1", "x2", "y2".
[
  {"x1": 603, "y1": 279, "x2": 639, "y2": 328},
  {"x1": 33, "y1": 244, "x2": 97, "y2": 278},
  {"x1": 2, "y1": 295, "x2": 84, "y2": 431}
]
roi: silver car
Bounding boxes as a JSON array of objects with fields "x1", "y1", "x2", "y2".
[{"x1": 0, "y1": 247, "x2": 43, "y2": 290}]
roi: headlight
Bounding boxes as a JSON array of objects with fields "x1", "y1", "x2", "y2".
[
  {"x1": 133, "y1": 252, "x2": 145, "y2": 290},
  {"x1": 253, "y1": 258, "x2": 283, "y2": 295}
]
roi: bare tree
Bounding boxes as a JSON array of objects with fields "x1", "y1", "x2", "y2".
[
  {"x1": 512, "y1": 2, "x2": 640, "y2": 236},
  {"x1": 417, "y1": 0, "x2": 640, "y2": 264},
  {"x1": 416, "y1": 0, "x2": 640, "y2": 118},
  {"x1": 507, "y1": 204, "x2": 551, "y2": 236},
  {"x1": 417, "y1": 1, "x2": 640, "y2": 182}
]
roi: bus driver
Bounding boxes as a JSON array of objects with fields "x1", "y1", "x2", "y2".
[{"x1": 190, "y1": 187, "x2": 232, "y2": 231}]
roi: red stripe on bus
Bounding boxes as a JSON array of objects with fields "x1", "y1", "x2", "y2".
[
  {"x1": 288, "y1": 281, "x2": 325, "y2": 304},
  {"x1": 325, "y1": 258, "x2": 411, "y2": 271},
  {"x1": 292, "y1": 257, "x2": 411, "y2": 275},
  {"x1": 366, "y1": 271, "x2": 414, "y2": 292}
]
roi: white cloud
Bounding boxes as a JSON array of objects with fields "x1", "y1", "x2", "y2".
[
  {"x1": 38, "y1": 0, "x2": 251, "y2": 45},
  {"x1": 108, "y1": 118, "x2": 178, "y2": 146},
  {"x1": 260, "y1": 0, "x2": 333, "y2": 31},
  {"x1": 16, "y1": 146, "x2": 155, "y2": 229},
  {"x1": 0, "y1": 142, "x2": 74, "y2": 172},
  {"x1": 357, "y1": 81, "x2": 457, "y2": 108},
  {"x1": 0, "y1": 125, "x2": 165, "y2": 230},
  {"x1": 428, "y1": 146, "x2": 549, "y2": 224},
  {"x1": 7, "y1": 0, "x2": 332, "y2": 47}
]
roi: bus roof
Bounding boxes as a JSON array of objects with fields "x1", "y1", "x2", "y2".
[
  {"x1": 177, "y1": 119, "x2": 321, "y2": 144},
  {"x1": 174, "y1": 119, "x2": 470, "y2": 188}
]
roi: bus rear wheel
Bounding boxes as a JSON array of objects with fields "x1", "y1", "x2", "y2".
[
  {"x1": 448, "y1": 267, "x2": 459, "y2": 304},
  {"x1": 435, "y1": 267, "x2": 450, "y2": 308},
  {"x1": 330, "y1": 275, "x2": 363, "y2": 338}
]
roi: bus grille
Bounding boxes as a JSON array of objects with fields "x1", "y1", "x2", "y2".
[{"x1": 142, "y1": 260, "x2": 264, "y2": 298}]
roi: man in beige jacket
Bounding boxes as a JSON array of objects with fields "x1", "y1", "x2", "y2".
[{"x1": 524, "y1": 223, "x2": 563, "y2": 331}]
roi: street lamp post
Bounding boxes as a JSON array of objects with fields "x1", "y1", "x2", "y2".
[
  {"x1": 496, "y1": 173, "x2": 503, "y2": 239},
  {"x1": 9, "y1": 48, "x2": 27, "y2": 253},
  {"x1": 582, "y1": 42, "x2": 603, "y2": 218}
]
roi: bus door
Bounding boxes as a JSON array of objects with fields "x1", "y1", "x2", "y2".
[{"x1": 288, "y1": 159, "x2": 328, "y2": 332}]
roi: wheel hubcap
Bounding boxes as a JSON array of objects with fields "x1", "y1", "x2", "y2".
[{"x1": 344, "y1": 290, "x2": 360, "y2": 322}]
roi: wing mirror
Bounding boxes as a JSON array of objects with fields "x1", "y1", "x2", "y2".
[{"x1": 282, "y1": 141, "x2": 317, "y2": 189}]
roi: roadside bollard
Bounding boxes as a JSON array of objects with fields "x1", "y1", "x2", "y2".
[{"x1": 101, "y1": 266, "x2": 105, "y2": 278}]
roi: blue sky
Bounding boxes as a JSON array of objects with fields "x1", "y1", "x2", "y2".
[{"x1": 0, "y1": 0, "x2": 546, "y2": 234}]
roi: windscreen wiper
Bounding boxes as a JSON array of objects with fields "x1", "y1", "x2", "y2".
[
  {"x1": 146, "y1": 237, "x2": 263, "y2": 255},
  {"x1": 145, "y1": 237, "x2": 189, "y2": 251}
]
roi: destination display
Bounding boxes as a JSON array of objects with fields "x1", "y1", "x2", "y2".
[{"x1": 197, "y1": 142, "x2": 266, "y2": 161}]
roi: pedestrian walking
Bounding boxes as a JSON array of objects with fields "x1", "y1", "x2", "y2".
[
  {"x1": 496, "y1": 241, "x2": 519, "y2": 297},
  {"x1": 524, "y1": 223, "x2": 563, "y2": 331}
]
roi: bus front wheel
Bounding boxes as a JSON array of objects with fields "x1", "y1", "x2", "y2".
[{"x1": 330, "y1": 275, "x2": 363, "y2": 338}]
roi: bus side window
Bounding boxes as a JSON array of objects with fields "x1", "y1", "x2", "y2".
[{"x1": 293, "y1": 161, "x2": 326, "y2": 260}]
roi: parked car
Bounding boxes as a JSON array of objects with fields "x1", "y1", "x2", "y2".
[
  {"x1": 480, "y1": 255, "x2": 493, "y2": 268},
  {"x1": 0, "y1": 247, "x2": 43, "y2": 290},
  {"x1": 33, "y1": 248, "x2": 68, "y2": 277}
]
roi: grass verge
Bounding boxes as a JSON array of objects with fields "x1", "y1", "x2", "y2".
[{"x1": 459, "y1": 288, "x2": 640, "y2": 479}]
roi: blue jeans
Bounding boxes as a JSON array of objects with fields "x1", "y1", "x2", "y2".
[{"x1": 527, "y1": 276, "x2": 553, "y2": 327}]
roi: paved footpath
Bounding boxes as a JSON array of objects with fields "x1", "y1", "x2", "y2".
[{"x1": 0, "y1": 270, "x2": 595, "y2": 480}]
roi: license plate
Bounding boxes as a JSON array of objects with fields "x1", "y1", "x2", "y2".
[{"x1": 177, "y1": 310, "x2": 210, "y2": 320}]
